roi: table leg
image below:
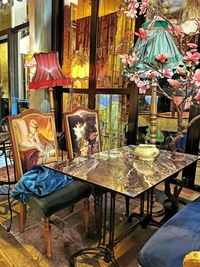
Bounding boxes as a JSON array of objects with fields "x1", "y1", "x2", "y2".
[
  {"x1": 127, "y1": 188, "x2": 161, "y2": 229},
  {"x1": 69, "y1": 191, "x2": 120, "y2": 266}
]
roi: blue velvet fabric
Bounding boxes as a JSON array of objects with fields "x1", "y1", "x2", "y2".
[
  {"x1": 11, "y1": 165, "x2": 73, "y2": 204},
  {"x1": 138, "y1": 196, "x2": 200, "y2": 267}
]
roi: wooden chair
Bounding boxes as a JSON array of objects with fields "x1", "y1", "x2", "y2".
[
  {"x1": 8, "y1": 109, "x2": 91, "y2": 259},
  {"x1": 63, "y1": 106, "x2": 102, "y2": 229},
  {"x1": 63, "y1": 105, "x2": 130, "y2": 223}
]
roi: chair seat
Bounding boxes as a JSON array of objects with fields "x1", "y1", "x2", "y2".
[
  {"x1": 27, "y1": 180, "x2": 91, "y2": 218},
  {"x1": 138, "y1": 196, "x2": 200, "y2": 267}
]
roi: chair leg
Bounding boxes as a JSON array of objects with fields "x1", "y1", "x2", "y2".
[
  {"x1": 69, "y1": 205, "x2": 75, "y2": 213},
  {"x1": 94, "y1": 192, "x2": 100, "y2": 233},
  {"x1": 83, "y1": 198, "x2": 90, "y2": 235},
  {"x1": 19, "y1": 203, "x2": 27, "y2": 233},
  {"x1": 43, "y1": 218, "x2": 52, "y2": 259},
  {"x1": 125, "y1": 196, "x2": 130, "y2": 217}
]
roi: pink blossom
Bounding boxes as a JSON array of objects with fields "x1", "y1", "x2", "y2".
[
  {"x1": 156, "y1": 54, "x2": 172, "y2": 63},
  {"x1": 184, "y1": 96, "x2": 192, "y2": 110},
  {"x1": 187, "y1": 43, "x2": 198, "y2": 49},
  {"x1": 125, "y1": 9, "x2": 137, "y2": 19},
  {"x1": 125, "y1": 1, "x2": 139, "y2": 18},
  {"x1": 148, "y1": 72, "x2": 158, "y2": 79},
  {"x1": 127, "y1": 53, "x2": 139, "y2": 65},
  {"x1": 168, "y1": 25, "x2": 183, "y2": 37},
  {"x1": 194, "y1": 90, "x2": 200, "y2": 101},
  {"x1": 183, "y1": 52, "x2": 200, "y2": 65},
  {"x1": 192, "y1": 69, "x2": 200, "y2": 86},
  {"x1": 130, "y1": 74, "x2": 140, "y2": 83},
  {"x1": 120, "y1": 54, "x2": 128, "y2": 64},
  {"x1": 128, "y1": 0, "x2": 139, "y2": 10},
  {"x1": 140, "y1": 0, "x2": 148, "y2": 15},
  {"x1": 135, "y1": 28, "x2": 148, "y2": 40},
  {"x1": 136, "y1": 80, "x2": 150, "y2": 94},
  {"x1": 167, "y1": 79, "x2": 181, "y2": 89},
  {"x1": 163, "y1": 69, "x2": 173, "y2": 78}
]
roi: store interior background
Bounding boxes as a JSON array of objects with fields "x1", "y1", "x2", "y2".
[{"x1": 0, "y1": 0, "x2": 199, "y2": 184}]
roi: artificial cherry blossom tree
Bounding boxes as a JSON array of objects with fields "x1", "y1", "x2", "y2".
[{"x1": 119, "y1": 0, "x2": 200, "y2": 151}]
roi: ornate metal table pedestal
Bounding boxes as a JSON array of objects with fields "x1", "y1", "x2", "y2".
[{"x1": 69, "y1": 187, "x2": 160, "y2": 266}]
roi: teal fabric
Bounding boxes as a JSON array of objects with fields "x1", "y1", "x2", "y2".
[
  {"x1": 124, "y1": 20, "x2": 184, "y2": 78},
  {"x1": 11, "y1": 165, "x2": 73, "y2": 204}
]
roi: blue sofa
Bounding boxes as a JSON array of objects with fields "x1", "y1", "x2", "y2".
[{"x1": 138, "y1": 196, "x2": 200, "y2": 267}]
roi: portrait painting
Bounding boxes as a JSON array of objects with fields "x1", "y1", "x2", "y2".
[
  {"x1": 11, "y1": 114, "x2": 58, "y2": 173},
  {"x1": 64, "y1": 108, "x2": 101, "y2": 158}
]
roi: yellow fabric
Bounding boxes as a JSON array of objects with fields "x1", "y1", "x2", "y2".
[{"x1": 183, "y1": 251, "x2": 200, "y2": 267}]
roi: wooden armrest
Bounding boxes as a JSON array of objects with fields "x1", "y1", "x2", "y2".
[{"x1": 183, "y1": 251, "x2": 200, "y2": 267}]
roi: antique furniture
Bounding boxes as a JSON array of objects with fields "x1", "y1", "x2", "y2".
[
  {"x1": 138, "y1": 195, "x2": 200, "y2": 267},
  {"x1": 45, "y1": 146, "x2": 198, "y2": 266},
  {"x1": 63, "y1": 105, "x2": 130, "y2": 224},
  {"x1": 63, "y1": 105, "x2": 102, "y2": 229},
  {"x1": 8, "y1": 109, "x2": 91, "y2": 259}
]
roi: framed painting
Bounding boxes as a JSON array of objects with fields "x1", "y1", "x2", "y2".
[
  {"x1": 8, "y1": 109, "x2": 59, "y2": 179},
  {"x1": 63, "y1": 106, "x2": 101, "y2": 159}
]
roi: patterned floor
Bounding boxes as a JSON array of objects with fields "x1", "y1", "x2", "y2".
[{"x1": 0, "y1": 192, "x2": 155, "y2": 267}]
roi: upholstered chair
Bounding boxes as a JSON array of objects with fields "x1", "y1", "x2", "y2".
[
  {"x1": 8, "y1": 109, "x2": 91, "y2": 259},
  {"x1": 63, "y1": 106, "x2": 102, "y2": 230}
]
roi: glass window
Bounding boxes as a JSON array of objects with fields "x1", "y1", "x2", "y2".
[
  {"x1": 63, "y1": 93, "x2": 88, "y2": 112},
  {"x1": 62, "y1": 0, "x2": 91, "y2": 89},
  {"x1": 96, "y1": 94, "x2": 129, "y2": 150},
  {"x1": 96, "y1": 0, "x2": 135, "y2": 88},
  {"x1": 0, "y1": 8, "x2": 11, "y2": 31}
]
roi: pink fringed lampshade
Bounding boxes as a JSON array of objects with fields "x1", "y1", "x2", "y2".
[
  {"x1": 29, "y1": 51, "x2": 72, "y2": 112},
  {"x1": 29, "y1": 51, "x2": 72, "y2": 89}
]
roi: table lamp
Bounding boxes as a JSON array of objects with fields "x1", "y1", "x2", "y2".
[{"x1": 29, "y1": 51, "x2": 72, "y2": 113}]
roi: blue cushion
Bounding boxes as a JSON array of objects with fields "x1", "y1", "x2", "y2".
[{"x1": 138, "y1": 196, "x2": 200, "y2": 267}]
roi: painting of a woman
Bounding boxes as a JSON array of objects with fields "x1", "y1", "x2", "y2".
[
  {"x1": 15, "y1": 117, "x2": 56, "y2": 173},
  {"x1": 67, "y1": 111, "x2": 100, "y2": 158}
]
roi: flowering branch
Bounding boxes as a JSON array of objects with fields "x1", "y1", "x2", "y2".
[{"x1": 119, "y1": 0, "x2": 200, "y2": 151}]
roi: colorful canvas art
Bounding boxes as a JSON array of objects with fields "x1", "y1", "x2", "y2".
[
  {"x1": 11, "y1": 114, "x2": 58, "y2": 173},
  {"x1": 64, "y1": 108, "x2": 100, "y2": 158}
]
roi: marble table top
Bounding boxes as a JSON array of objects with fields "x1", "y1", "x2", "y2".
[{"x1": 45, "y1": 146, "x2": 198, "y2": 199}]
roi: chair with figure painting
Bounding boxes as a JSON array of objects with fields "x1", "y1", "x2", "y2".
[
  {"x1": 8, "y1": 109, "x2": 91, "y2": 259},
  {"x1": 63, "y1": 105, "x2": 131, "y2": 231}
]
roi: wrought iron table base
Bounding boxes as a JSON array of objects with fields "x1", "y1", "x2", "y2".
[{"x1": 69, "y1": 187, "x2": 160, "y2": 266}]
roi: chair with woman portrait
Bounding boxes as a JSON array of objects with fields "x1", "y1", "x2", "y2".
[
  {"x1": 63, "y1": 105, "x2": 131, "y2": 222},
  {"x1": 63, "y1": 105, "x2": 102, "y2": 230},
  {"x1": 8, "y1": 109, "x2": 91, "y2": 259}
]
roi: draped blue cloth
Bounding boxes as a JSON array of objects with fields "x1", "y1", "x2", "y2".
[{"x1": 11, "y1": 165, "x2": 73, "y2": 204}]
